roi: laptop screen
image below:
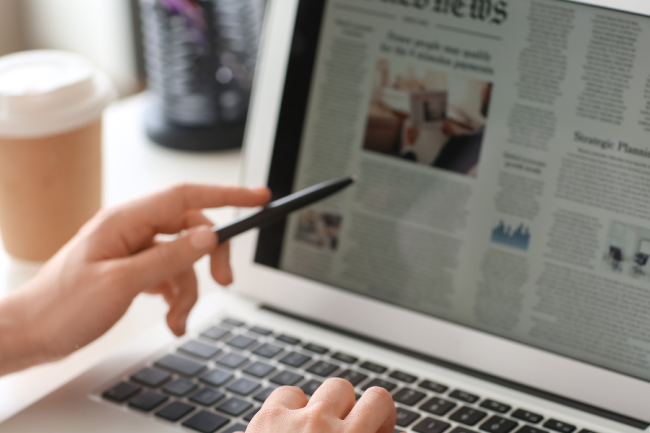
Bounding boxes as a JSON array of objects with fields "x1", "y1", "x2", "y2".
[{"x1": 255, "y1": 0, "x2": 650, "y2": 383}]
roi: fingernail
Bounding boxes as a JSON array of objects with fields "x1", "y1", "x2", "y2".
[{"x1": 190, "y1": 226, "x2": 215, "y2": 251}]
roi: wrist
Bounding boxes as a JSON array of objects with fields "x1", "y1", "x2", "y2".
[{"x1": 0, "y1": 285, "x2": 54, "y2": 376}]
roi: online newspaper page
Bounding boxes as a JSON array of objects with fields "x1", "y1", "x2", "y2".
[{"x1": 278, "y1": 0, "x2": 650, "y2": 381}]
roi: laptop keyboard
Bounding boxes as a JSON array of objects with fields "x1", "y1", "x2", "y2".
[{"x1": 100, "y1": 318, "x2": 598, "y2": 433}]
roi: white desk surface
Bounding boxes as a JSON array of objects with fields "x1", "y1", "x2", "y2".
[{"x1": 0, "y1": 93, "x2": 244, "y2": 423}]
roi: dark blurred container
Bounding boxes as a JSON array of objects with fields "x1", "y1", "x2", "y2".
[{"x1": 140, "y1": 0, "x2": 264, "y2": 151}]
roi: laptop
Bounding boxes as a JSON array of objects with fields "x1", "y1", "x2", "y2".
[{"x1": 2, "y1": 0, "x2": 650, "y2": 432}]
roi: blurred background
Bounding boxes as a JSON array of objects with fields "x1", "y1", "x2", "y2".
[{"x1": 0, "y1": 0, "x2": 145, "y2": 97}]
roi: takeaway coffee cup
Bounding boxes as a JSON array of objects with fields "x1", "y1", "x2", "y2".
[{"x1": 0, "y1": 50, "x2": 115, "y2": 261}]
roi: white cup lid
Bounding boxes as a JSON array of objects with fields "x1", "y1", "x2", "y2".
[{"x1": 0, "y1": 50, "x2": 117, "y2": 138}]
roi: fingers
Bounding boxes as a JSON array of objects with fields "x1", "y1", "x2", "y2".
[
  {"x1": 119, "y1": 184, "x2": 270, "y2": 234},
  {"x1": 144, "y1": 269, "x2": 198, "y2": 336},
  {"x1": 182, "y1": 210, "x2": 233, "y2": 286},
  {"x1": 145, "y1": 279, "x2": 177, "y2": 303},
  {"x1": 183, "y1": 209, "x2": 214, "y2": 229},
  {"x1": 264, "y1": 386, "x2": 308, "y2": 411},
  {"x1": 121, "y1": 225, "x2": 216, "y2": 290},
  {"x1": 248, "y1": 387, "x2": 307, "y2": 433},
  {"x1": 307, "y1": 378, "x2": 356, "y2": 419},
  {"x1": 344, "y1": 387, "x2": 396, "y2": 433},
  {"x1": 211, "y1": 241, "x2": 232, "y2": 285},
  {"x1": 165, "y1": 268, "x2": 198, "y2": 336},
  {"x1": 181, "y1": 211, "x2": 233, "y2": 286}
]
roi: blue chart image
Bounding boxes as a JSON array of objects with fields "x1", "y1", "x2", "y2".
[{"x1": 491, "y1": 221, "x2": 530, "y2": 251}]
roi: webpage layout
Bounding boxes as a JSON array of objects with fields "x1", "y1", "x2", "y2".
[{"x1": 276, "y1": 0, "x2": 650, "y2": 382}]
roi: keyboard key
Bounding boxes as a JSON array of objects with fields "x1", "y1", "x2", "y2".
[
  {"x1": 179, "y1": 340, "x2": 221, "y2": 360},
  {"x1": 393, "y1": 388, "x2": 427, "y2": 406},
  {"x1": 480, "y1": 416, "x2": 518, "y2": 433},
  {"x1": 303, "y1": 343, "x2": 329, "y2": 354},
  {"x1": 201, "y1": 326, "x2": 229, "y2": 341},
  {"x1": 244, "y1": 407, "x2": 261, "y2": 422},
  {"x1": 420, "y1": 397, "x2": 456, "y2": 416},
  {"x1": 450, "y1": 407, "x2": 488, "y2": 426},
  {"x1": 217, "y1": 353, "x2": 248, "y2": 369},
  {"x1": 190, "y1": 388, "x2": 226, "y2": 406},
  {"x1": 301, "y1": 379, "x2": 323, "y2": 396},
  {"x1": 419, "y1": 380, "x2": 449, "y2": 394},
  {"x1": 306, "y1": 361, "x2": 339, "y2": 377},
  {"x1": 361, "y1": 378, "x2": 398, "y2": 392},
  {"x1": 279, "y1": 352, "x2": 311, "y2": 368},
  {"x1": 217, "y1": 397, "x2": 253, "y2": 416},
  {"x1": 512, "y1": 410, "x2": 543, "y2": 424},
  {"x1": 543, "y1": 420, "x2": 576, "y2": 433},
  {"x1": 223, "y1": 424, "x2": 249, "y2": 433},
  {"x1": 129, "y1": 391, "x2": 168, "y2": 412},
  {"x1": 155, "y1": 401, "x2": 195, "y2": 421},
  {"x1": 243, "y1": 361, "x2": 275, "y2": 378},
  {"x1": 451, "y1": 428, "x2": 479, "y2": 433},
  {"x1": 182, "y1": 411, "x2": 229, "y2": 433},
  {"x1": 413, "y1": 417, "x2": 452, "y2": 433},
  {"x1": 359, "y1": 361, "x2": 387, "y2": 374},
  {"x1": 163, "y1": 378, "x2": 198, "y2": 396},
  {"x1": 247, "y1": 326, "x2": 271, "y2": 336},
  {"x1": 389, "y1": 370, "x2": 418, "y2": 383},
  {"x1": 155, "y1": 354, "x2": 206, "y2": 377},
  {"x1": 131, "y1": 367, "x2": 171, "y2": 387},
  {"x1": 276, "y1": 334, "x2": 301, "y2": 345},
  {"x1": 227, "y1": 378, "x2": 260, "y2": 396},
  {"x1": 222, "y1": 318, "x2": 245, "y2": 327},
  {"x1": 516, "y1": 427, "x2": 548, "y2": 433},
  {"x1": 254, "y1": 387, "x2": 277, "y2": 402},
  {"x1": 578, "y1": 430, "x2": 599, "y2": 433},
  {"x1": 200, "y1": 369, "x2": 233, "y2": 387},
  {"x1": 480, "y1": 400, "x2": 511, "y2": 414},
  {"x1": 450, "y1": 390, "x2": 480, "y2": 404},
  {"x1": 332, "y1": 352, "x2": 358, "y2": 364},
  {"x1": 253, "y1": 343, "x2": 284, "y2": 358},
  {"x1": 227, "y1": 335, "x2": 257, "y2": 350},
  {"x1": 270, "y1": 370, "x2": 304, "y2": 386},
  {"x1": 396, "y1": 407, "x2": 420, "y2": 427},
  {"x1": 337, "y1": 370, "x2": 369, "y2": 386},
  {"x1": 103, "y1": 382, "x2": 141, "y2": 402}
]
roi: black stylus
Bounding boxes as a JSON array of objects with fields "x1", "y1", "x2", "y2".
[{"x1": 212, "y1": 175, "x2": 356, "y2": 243}]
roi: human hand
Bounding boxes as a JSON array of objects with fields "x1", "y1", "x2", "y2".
[
  {"x1": 0, "y1": 184, "x2": 270, "y2": 375},
  {"x1": 248, "y1": 379, "x2": 396, "y2": 433}
]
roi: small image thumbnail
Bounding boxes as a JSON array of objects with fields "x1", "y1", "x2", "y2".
[{"x1": 295, "y1": 210, "x2": 343, "y2": 251}]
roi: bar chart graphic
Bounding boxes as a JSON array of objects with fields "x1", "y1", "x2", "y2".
[{"x1": 491, "y1": 221, "x2": 530, "y2": 251}]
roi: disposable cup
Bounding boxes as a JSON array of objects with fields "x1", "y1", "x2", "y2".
[{"x1": 0, "y1": 50, "x2": 116, "y2": 261}]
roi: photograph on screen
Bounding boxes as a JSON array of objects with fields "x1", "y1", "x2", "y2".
[
  {"x1": 362, "y1": 59, "x2": 492, "y2": 177},
  {"x1": 602, "y1": 220, "x2": 650, "y2": 280},
  {"x1": 294, "y1": 209, "x2": 343, "y2": 251}
]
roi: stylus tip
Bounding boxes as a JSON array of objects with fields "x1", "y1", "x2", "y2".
[{"x1": 351, "y1": 175, "x2": 357, "y2": 182}]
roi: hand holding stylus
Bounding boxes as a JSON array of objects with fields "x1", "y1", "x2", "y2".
[
  {"x1": 0, "y1": 178, "x2": 356, "y2": 377},
  {"x1": 0, "y1": 184, "x2": 270, "y2": 376}
]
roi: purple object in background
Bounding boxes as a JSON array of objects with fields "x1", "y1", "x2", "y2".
[
  {"x1": 159, "y1": 0, "x2": 206, "y2": 42},
  {"x1": 139, "y1": 0, "x2": 265, "y2": 151}
]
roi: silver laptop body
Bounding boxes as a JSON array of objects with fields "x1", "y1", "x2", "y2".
[{"x1": 2, "y1": 0, "x2": 650, "y2": 432}]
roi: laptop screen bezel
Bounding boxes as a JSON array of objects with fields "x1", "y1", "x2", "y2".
[{"x1": 234, "y1": 0, "x2": 650, "y2": 422}]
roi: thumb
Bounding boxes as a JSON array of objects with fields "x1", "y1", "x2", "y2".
[{"x1": 123, "y1": 225, "x2": 217, "y2": 290}]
